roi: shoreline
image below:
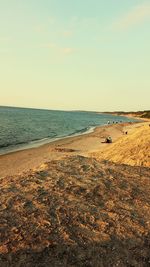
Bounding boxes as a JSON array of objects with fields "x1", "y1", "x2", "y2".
[
  {"x1": 0, "y1": 119, "x2": 147, "y2": 178},
  {"x1": 0, "y1": 113, "x2": 140, "y2": 157},
  {"x1": 0, "y1": 125, "x2": 97, "y2": 156},
  {"x1": 0, "y1": 114, "x2": 141, "y2": 157}
]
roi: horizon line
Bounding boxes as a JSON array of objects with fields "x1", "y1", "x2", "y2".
[{"x1": 0, "y1": 105, "x2": 149, "y2": 113}]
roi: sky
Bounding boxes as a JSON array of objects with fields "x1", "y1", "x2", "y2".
[{"x1": 0, "y1": 0, "x2": 150, "y2": 111}]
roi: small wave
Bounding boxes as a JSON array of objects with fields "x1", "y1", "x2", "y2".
[
  {"x1": 68, "y1": 126, "x2": 96, "y2": 137},
  {"x1": 0, "y1": 132, "x2": 58, "y2": 149},
  {"x1": 0, "y1": 126, "x2": 96, "y2": 155},
  {"x1": 29, "y1": 138, "x2": 49, "y2": 144},
  {"x1": 0, "y1": 141, "x2": 27, "y2": 149}
]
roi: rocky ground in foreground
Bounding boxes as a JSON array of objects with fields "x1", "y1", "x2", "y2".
[{"x1": 0, "y1": 155, "x2": 150, "y2": 267}]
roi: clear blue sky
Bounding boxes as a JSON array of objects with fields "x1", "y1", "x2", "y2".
[{"x1": 0, "y1": 0, "x2": 150, "y2": 111}]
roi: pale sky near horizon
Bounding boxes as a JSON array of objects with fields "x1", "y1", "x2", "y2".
[{"x1": 0, "y1": 0, "x2": 150, "y2": 111}]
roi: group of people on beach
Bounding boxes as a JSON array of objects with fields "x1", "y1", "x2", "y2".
[
  {"x1": 107, "y1": 120, "x2": 123, "y2": 125},
  {"x1": 105, "y1": 120, "x2": 129, "y2": 144}
]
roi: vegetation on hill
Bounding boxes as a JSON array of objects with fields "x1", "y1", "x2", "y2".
[
  {"x1": 104, "y1": 110, "x2": 150, "y2": 119},
  {"x1": 140, "y1": 111, "x2": 150, "y2": 118}
]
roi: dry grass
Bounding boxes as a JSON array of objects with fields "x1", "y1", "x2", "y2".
[{"x1": 93, "y1": 125, "x2": 150, "y2": 167}]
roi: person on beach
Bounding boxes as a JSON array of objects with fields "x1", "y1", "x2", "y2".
[{"x1": 105, "y1": 136, "x2": 112, "y2": 143}]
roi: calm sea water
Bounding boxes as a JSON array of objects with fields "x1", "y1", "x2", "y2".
[{"x1": 0, "y1": 106, "x2": 138, "y2": 155}]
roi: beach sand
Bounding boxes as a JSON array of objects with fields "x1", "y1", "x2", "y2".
[
  {"x1": 0, "y1": 120, "x2": 150, "y2": 266},
  {"x1": 0, "y1": 120, "x2": 148, "y2": 178},
  {"x1": 91, "y1": 121, "x2": 150, "y2": 167},
  {"x1": 0, "y1": 123, "x2": 124, "y2": 177}
]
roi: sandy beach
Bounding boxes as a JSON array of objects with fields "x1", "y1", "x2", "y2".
[
  {"x1": 0, "y1": 120, "x2": 148, "y2": 178},
  {"x1": 0, "y1": 119, "x2": 150, "y2": 266}
]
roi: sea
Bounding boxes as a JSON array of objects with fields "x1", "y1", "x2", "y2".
[{"x1": 0, "y1": 106, "x2": 138, "y2": 155}]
